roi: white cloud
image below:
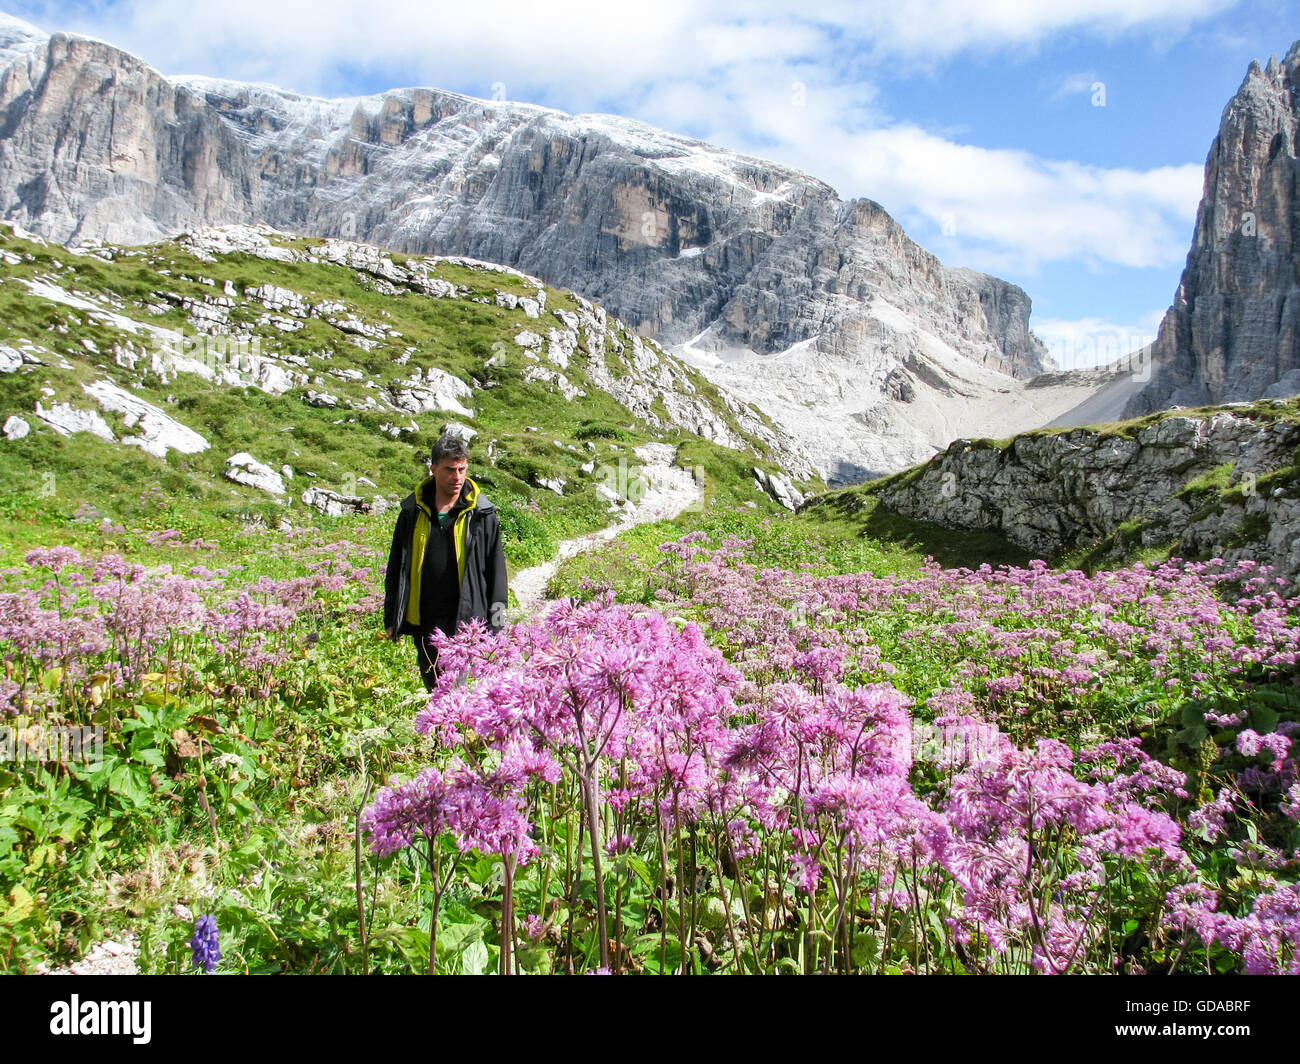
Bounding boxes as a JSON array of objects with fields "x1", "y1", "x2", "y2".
[
  {"x1": 842, "y1": 128, "x2": 1205, "y2": 270},
  {"x1": 15, "y1": 0, "x2": 1239, "y2": 93},
  {"x1": 1050, "y1": 71, "x2": 1101, "y2": 100},
  {"x1": 836, "y1": 0, "x2": 1238, "y2": 62},
  {"x1": 628, "y1": 67, "x2": 1205, "y2": 273},
  {"x1": 1031, "y1": 310, "x2": 1166, "y2": 370}
]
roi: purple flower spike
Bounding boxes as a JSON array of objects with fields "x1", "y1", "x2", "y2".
[{"x1": 190, "y1": 914, "x2": 221, "y2": 974}]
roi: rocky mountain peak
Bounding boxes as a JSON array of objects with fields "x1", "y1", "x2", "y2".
[{"x1": 1125, "y1": 40, "x2": 1300, "y2": 416}]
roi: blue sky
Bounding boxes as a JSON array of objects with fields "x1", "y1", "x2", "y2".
[{"x1": 6, "y1": 0, "x2": 1300, "y2": 368}]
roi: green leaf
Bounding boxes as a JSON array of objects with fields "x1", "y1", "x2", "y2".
[
  {"x1": 15, "y1": 807, "x2": 48, "y2": 835},
  {"x1": 436, "y1": 919, "x2": 485, "y2": 955},
  {"x1": 626, "y1": 856, "x2": 654, "y2": 891},
  {"x1": 372, "y1": 927, "x2": 430, "y2": 972},
  {"x1": 1249, "y1": 706, "x2": 1280, "y2": 734},
  {"x1": 55, "y1": 815, "x2": 83, "y2": 843},
  {"x1": 460, "y1": 939, "x2": 492, "y2": 975},
  {"x1": 634, "y1": 936, "x2": 682, "y2": 974},
  {"x1": 133, "y1": 748, "x2": 166, "y2": 768},
  {"x1": 465, "y1": 856, "x2": 501, "y2": 887},
  {"x1": 79, "y1": 845, "x2": 103, "y2": 877},
  {"x1": 3, "y1": 884, "x2": 34, "y2": 922},
  {"x1": 851, "y1": 931, "x2": 881, "y2": 968},
  {"x1": 109, "y1": 764, "x2": 152, "y2": 808},
  {"x1": 515, "y1": 945, "x2": 553, "y2": 974},
  {"x1": 109, "y1": 763, "x2": 133, "y2": 793}
]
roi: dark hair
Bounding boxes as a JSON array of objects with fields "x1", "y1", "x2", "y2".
[{"x1": 430, "y1": 432, "x2": 470, "y2": 465}]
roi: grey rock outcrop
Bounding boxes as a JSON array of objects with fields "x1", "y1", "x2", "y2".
[
  {"x1": 440, "y1": 421, "x2": 478, "y2": 444},
  {"x1": 224, "y1": 452, "x2": 285, "y2": 495},
  {"x1": 1127, "y1": 42, "x2": 1300, "y2": 416},
  {"x1": 33, "y1": 399, "x2": 114, "y2": 440},
  {"x1": 869, "y1": 402, "x2": 1300, "y2": 588},
  {"x1": 0, "y1": 15, "x2": 1051, "y2": 481},
  {"x1": 387, "y1": 367, "x2": 475, "y2": 417},
  {"x1": 301, "y1": 485, "x2": 389, "y2": 517},
  {"x1": 82, "y1": 378, "x2": 208, "y2": 458},
  {"x1": 753, "y1": 467, "x2": 806, "y2": 511}
]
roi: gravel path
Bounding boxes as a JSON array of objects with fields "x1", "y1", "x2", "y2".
[
  {"x1": 38, "y1": 935, "x2": 139, "y2": 975},
  {"x1": 509, "y1": 442, "x2": 703, "y2": 621}
]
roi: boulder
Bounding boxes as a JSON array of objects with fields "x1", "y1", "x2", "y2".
[
  {"x1": 301, "y1": 485, "x2": 390, "y2": 517},
  {"x1": 225, "y1": 453, "x2": 285, "y2": 495}
]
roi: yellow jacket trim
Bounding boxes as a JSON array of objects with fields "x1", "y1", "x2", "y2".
[{"x1": 405, "y1": 475, "x2": 478, "y2": 627}]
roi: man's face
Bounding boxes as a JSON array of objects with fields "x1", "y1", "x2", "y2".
[{"x1": 431, "y1": 456, "x2": 467, "y2": 500}]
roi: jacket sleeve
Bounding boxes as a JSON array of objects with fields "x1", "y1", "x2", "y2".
[
  {"x1": 383, "y1": 511, "x2": 405, "y2": 632},
  {"x1": 485, "y1": 513, "x2": 508, "y2": 635}
]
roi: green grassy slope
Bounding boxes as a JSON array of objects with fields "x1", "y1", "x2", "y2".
[{"x1": 0, "y1": 224, "x2": 820, "y2": 566}]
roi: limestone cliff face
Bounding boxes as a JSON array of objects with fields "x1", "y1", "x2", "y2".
[
  {"x1": 0, "y1": 15, "x2": 1052, "y2": 480},
  {"x1": 0, "y1": 27, "x2": 258, "y2": 243},
  {"x1": 1127, "y1": 42, "x2": 1300, "y2": 416}
]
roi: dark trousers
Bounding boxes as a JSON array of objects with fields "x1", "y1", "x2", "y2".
[{"x1": 410, "y1": 625, "x2": 452, "y2": 692}]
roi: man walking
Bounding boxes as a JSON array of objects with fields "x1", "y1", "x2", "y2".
[{"x1": 383, "y1": 432, "x2": 508, "y2": 691}]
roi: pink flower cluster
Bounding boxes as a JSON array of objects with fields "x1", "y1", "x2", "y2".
[
  {"x1": 366, "y1": 588, "x2": 1204, "y2": 974},
  {"x1": 2, "y1": 541, "x2": 380, "y2": 714}
]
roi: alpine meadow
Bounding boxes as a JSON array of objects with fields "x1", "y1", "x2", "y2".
[{"x1": 1, "y1": 8, "x2": 1299, "y2": 983}]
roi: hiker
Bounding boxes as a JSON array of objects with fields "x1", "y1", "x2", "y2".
[{"x1": 383, "y1": 433, "x2": 508, "y2": 690}]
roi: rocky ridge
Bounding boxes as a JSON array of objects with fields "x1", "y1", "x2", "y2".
[
  {"x1": 4, "y1": 220, "x2": 811, "y2": 471},
  {"x1": 848, "y1": 400, "x2": 1300, "y2": 588},
  {"x1": 0, "y1": 220, "x2": 818, "y2": 521}
]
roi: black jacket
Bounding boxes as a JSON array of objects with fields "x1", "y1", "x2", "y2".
[{"x1": 383, "y1": 475, "x2": 508, "y2": 638}]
